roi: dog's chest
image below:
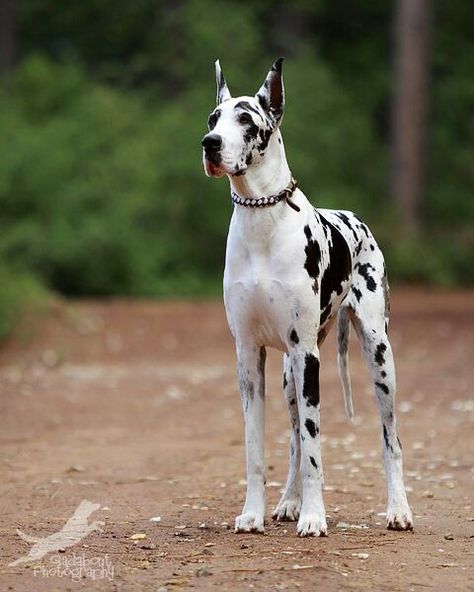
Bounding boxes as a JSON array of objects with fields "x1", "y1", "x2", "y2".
[
  {"x1": 224, "y1": 262, "x2": 303, "y2": 350},
  {"x1": 224, "y1": 210, "x2": 324, "y2": 350}
]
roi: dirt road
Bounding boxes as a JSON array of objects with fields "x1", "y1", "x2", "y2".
[{"x1": 1, "y1": 289, "x2": 473, "y2": 591}]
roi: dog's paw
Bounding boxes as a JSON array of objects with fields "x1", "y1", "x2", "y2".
[
  {"x1": 272, "y1": 498, "x2": 301, "y2": 522},
  {"x1": 235, "y1": 512, "x2": 264, "y2": 533},
  {"x1": 297, "y1": 513, "x2": 327, "y2": 537},
  {"x1": 386, "y1": 504, "x2": 414, "y2": 531}
]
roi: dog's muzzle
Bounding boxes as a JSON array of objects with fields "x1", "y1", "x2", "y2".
[
  {"x1": 202, "y1": 133, "x2": 224, "y2": 176},
  {"x1": 201, "y1": 133, "x2": 222, "y2": 164}
]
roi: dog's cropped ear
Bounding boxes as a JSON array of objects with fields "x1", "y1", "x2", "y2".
[
  {"x1": 256, "y1": 57, "x2": 285, "y2": 125},
  {"x1": 215, "y1": 59, "x2": 232, "y2": 105}
]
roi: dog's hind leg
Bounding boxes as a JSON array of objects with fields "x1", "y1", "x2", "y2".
[
  {"x1": 348, "y1": 273, "x2": 413, "y2": 531},
  {"x1": 234, "y1": 344, "x2": 266, "y2": 533},
  {"x1": 272, "y1": 354, "x2": 302, "y2": 521}
]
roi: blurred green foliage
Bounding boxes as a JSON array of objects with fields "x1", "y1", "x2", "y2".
[
  {"x1": 0, "y1": 264, "x2": 46, "y2": 340},
  {"x1": 0, "y1": 0, "x2": 472, "y2": 329}
]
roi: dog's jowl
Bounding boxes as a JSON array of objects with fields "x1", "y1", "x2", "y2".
[{"x1": 202, "y1": 58, "x2": 413, "y2": 537}]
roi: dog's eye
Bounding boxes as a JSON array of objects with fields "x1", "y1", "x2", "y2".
[
  {"x1": 238, "y1": 113, "x2": 253, "y2": 125},
  {"x1": 208, "y1": 114, "x2": 218, "y2": 130}
]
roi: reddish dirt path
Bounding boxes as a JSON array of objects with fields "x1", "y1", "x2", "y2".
[{"x1": 0, "y1": 289, "x2": 473, "y2": 591}]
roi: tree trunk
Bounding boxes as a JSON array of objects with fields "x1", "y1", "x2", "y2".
[
  {"x1": 0, "y1": 0, "x2": 16, "y2": 73},
  {"x1": 391, "y1": 0, "x2": 431, "y2": 235}
]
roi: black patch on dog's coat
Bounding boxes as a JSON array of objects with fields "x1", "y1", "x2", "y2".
[
  {"x1": 303, "y1": 353, "x2": 320, "y2": 407},
  {"x1": 305, "y1": 418, "x2": 318, "y2": 438},
  {"x1": 319, "y1": 216, "x2": 351, "y2": 316},
  {"x1": 253, "y1": 347, "x2": 266, "y2": 399},
  {"x1": 375, "y1": 342, "x2": 387, "y2": 365},
  {"x1": 336, "y1": 212, "x2": 359, "y2": 242},
  {"x1": 376, "y1": 382, "x2": 390, "y2": 395},
  {"x1": 208, "y1": 109, "x2": 221, "y2": 130},
  {"x1": 257, "y1": 128, "x2": 272, "y2": 153},
  {"x1": 383, "y1": 424, "x2": 393, "y2": 452},
  {"x1": 234, "y1": 101, "x2": 261, "y2": 118},
  {"x1": 290, "y1": 329, "x2": 299, "y2": 344},
  {"x1": 319, "y1": 305, "x2": 332, "y2": 326},
  {"x1": 356, "y1": 262, "x2": 377, "y2": 292},
  {"x1": 352, "y1": 286, "x2": 362, "y2": 302},
  {"x1": 243, "y1": 121, "x2": 259, "y2": 144},
  {"x1": 256, "y1": 93, "x2": 268, "y2": 112},
  {"x1": 318, "y1": 212, "x2": 331, "y2": 230},
  {"x1": 353, "y1": 215, "x2": 371, "y2": 238},
  {"x1": 303, "y1": 225, "x2": 321, "y2": 294}
]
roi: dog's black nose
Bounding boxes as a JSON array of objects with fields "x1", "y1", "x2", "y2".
[{"x1": 201, "y1": 133, "x2": 222, "y2": 152}]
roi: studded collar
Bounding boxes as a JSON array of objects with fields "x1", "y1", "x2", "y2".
[{"x1": 231, "y1": 177, "x2": 300, "y2": 212}]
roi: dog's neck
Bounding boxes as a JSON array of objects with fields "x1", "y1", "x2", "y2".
[{"x1": 228, "y1": 129, "x2": 292, "y2": 200}]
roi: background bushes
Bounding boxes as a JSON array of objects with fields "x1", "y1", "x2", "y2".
[{"x1": 0, "y1": 1, "x2": 472, "y2": 322}]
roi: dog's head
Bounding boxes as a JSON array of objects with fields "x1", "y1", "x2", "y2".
[{"x1": 202, "y1": 58, "x2": 285, "y2": 178}]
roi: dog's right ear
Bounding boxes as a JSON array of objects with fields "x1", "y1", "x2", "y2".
[
  {"x1": 256, "y1": 57, "x2": 285, "y2": 125},
  {"x1": 215, "y1": 59, "x2": 232, "y2": 105}
]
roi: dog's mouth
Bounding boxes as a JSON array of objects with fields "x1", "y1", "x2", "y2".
[{"x1": 203, "y1": 155, "x2": 225, "y2": 178}]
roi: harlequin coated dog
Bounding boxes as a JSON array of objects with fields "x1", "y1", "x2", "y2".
[{"x1": 201, "y1": 58, "x2": 413, "y2": 536}]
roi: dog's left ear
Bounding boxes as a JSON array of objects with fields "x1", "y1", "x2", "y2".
[
  {"x1": 256, "y1": 57, "x2": 285, "y2": 125},
  {"x1": 215, "y1": 59, "x2": 232, "y2": 105}
]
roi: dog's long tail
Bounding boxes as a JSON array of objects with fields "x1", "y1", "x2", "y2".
[{"x1": 337, "y1": 307, "x2": 354, "y2": 420}]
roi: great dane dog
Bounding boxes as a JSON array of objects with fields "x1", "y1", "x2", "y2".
[{"x1": 201, "y1": 58, "x2": 413, "y2": 537}]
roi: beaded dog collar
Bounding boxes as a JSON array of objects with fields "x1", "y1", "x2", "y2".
[{"x1": 231, "y1": 177, "x2": 300, "y2": 212}]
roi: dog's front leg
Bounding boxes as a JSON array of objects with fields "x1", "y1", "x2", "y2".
[
  {"x1": 235, "y1": 344, "x2": 266, "y2": 533},
  {"x1": 291, "y1": 346, "x2": 327, "y2": 537}
]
